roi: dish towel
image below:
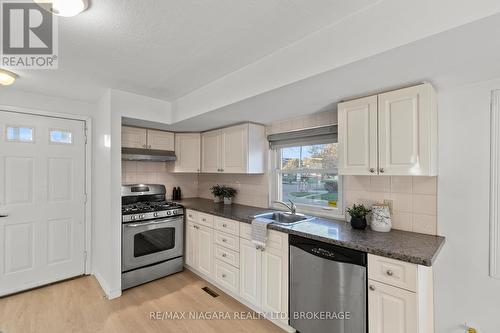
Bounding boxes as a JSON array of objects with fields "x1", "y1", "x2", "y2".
[{"x1": 251, "y1": 217, "x2": 272, "y2": 250}]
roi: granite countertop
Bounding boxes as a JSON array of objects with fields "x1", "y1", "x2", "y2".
[{"x1": 176, "y1": 198, "x2": 445, "y2": 266}]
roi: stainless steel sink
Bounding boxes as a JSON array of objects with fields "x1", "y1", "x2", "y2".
[{"x1": 254, "y1": 211, "x2": 313, "y2": 225}]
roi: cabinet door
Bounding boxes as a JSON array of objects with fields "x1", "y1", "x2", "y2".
[
  {"x1": 261, "y1": 245, "x2": 288, "y2": 321},
  {"x1": 196, "y1": 224, "x2": 213, "y2": 278},
  {"x1": 338, "y1": 95, "x2": 378, "y2": 175},
  {"x1": 185, "y1": 221, "x2": 196, "y2": 268},
  {"x1": 201, "y1": 130, "x2": 221, "y2": 173},
  {"x1": 147, "y1": 129, "x2": 175, "y2": 151},
  {"x1": 368, "y1": 280, "x2": 417, "y2": 333},
  {"x1": 122, "y1": 126, "x2": 147, "y2": 149},
  {"x1": 239, "y1": 238, "x2": 262, "y2": 307},
  {"x1": 378, "y1": 84, "x2": 433, "y2": 175},
  {"x1": 221, "y1": 124, "x2": 248, "y2": 173},
  {"x1": 174, "y1": 133, "x2": 201, "y2": 172}
]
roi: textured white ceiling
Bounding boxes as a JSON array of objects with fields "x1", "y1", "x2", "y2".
[{"x1": 7, "y1": 0, "x2": 377, "y2": 101}]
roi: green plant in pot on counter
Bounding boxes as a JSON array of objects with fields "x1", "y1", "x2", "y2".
[
  {"x1": 220, "y1": 186, "x2": 237, "y2": 205},
  {"x1": 210, "y1": 184, "x2": 224, "y2": 203},
  {"x1": 346, "y1": 204, "x2": 371, "y2": 230}
]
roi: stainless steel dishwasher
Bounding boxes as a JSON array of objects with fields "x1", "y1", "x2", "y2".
[{"x1": 289, "y1": 235, "x2": 367, "y2": 333}]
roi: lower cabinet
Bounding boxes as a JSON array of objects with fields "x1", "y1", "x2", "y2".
[
  {"x1": 185, "y1": 219, "x2": 214, "y2": 278},
  {"x1": 368, "y1": 280, "x2": 417, "y2": 333},
  {"x1": 239, "y1": 238, "x2": 262, "y2": 306},
  {"x1": 261, "y1": 245, "x2": 288, "y2": 317}
]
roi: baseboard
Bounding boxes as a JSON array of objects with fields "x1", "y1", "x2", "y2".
[
  {"x1": 92, "y1": 271, "x2": 122, "y2": 300},
  {"x1": 184, "y1": 265, "x2": 295, "y2": 333}
]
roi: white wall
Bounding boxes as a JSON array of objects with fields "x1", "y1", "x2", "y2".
[{"x1": 436, "y1": 78, "x2": 500, "y2": 332}]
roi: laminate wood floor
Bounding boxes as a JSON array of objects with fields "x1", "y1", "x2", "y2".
[{"x1": 0, "y1": 270, "x2": 285, "y2": 333}]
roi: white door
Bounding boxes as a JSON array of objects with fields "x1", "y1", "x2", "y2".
[
  {"x1": 122, "y1": 126, "x2": 147, "y2": 149},
  {"x1": 338, "y1": 95, "x2": 378, "y2": 175},
  {"x1": 174, "y1": 133, "x2": 201, "y2": 173},
  {"x1": 185, "y1": 221, "x2": 196, "y2": 268},
  {"x1": 261, "y1": 246, "x2": 288, "y2": 322},
  {"x1": 147, "y1": 129, "x2": 175, "y2": 151},
  {"x1": 221, "y1": 124, "x2": 248, "y2": 173},
  {"x1": 368, "y1": 280, "x2": 417, "y2": 333},
  {"x1": 239, "y1": 238, "x2": 262, "y2": 307},
  {"x1": 201, "y1": 130, "x2": 221, "y2": 173},
  {"x1": 0, "y1": 111, "x2": 86, "y2": 296},
  {"x1": 378, "y1": 84, "x2": 431, "y2": 175},
  {"x1": 196, "y1": 224, "x2": 213, "y2": 277}
]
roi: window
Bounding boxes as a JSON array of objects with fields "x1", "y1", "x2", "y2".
[
  {"x1": 271, "y1": 142, "x2": 342, "y2": 216},
  {"x1": 49, "y1": 130, "x2": 72, "y2": 144},
  {"x1": 6, "y1": 126, "x2": 33, "y2": 142}
]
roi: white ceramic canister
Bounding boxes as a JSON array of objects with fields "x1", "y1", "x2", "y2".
[{"x1": 371, "y1": 204, "x2": 392, "y2": 232}]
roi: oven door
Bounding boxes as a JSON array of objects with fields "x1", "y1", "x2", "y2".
[{"x1": 122, "y1": 216, "x2": 183, "y2": 272}]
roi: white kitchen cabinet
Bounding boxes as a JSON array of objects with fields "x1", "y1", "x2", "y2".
[
  {"x1": 185, "y1": 221, "x2": 196, "y2": 267},
  {"x1": 338, "y1": 83, "x2": 437, "y2": 176},
  {"x1": 338, "y1": 95, "x2": 378, "y2": 175},
  {"x1": 201, "y1": 130, "x2": 221, "y2": 173},
  {"x1": 122, "y1": 126, "x2": 147, "y2": 149},
  {"x1": 121, "y1": 126, "x2": 174, "y2": 151},
  {"x1": 201, "y1": 123, "x2": 266, "y2": 174},
  {"x1": 239, "y1": 238, "x2": 262, "y2": 307},
  {"x1": 147, "y1": 129, "x2": 175, "y2": 151},
  {"x1": 195, "y1": 224, "x2": 214, "y2": 278},
  {"x1": 368, "y1": 280, "x2": 417, "y2": 333},
  {"x1": 261, "y1": 244, "x2": 288, "y2": 324},
  {"x1": 368, "y1": 254, "x2": 435, "y2": 333},
  {"x1": 174, "y1": 133, "x2": 201, "y2": 173}
]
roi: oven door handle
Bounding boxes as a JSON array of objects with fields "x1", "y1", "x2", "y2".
[{"x1": 125, "y1": 219, "x2": 177, "y2": 228}]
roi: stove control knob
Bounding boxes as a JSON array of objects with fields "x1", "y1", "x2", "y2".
[
  {"x1": 167, "y1": 211, "x2": 172, "y2": 215},
  {"x1": 131, "y1": 216, "x2": 136, "y2": 221},
  {"x1": 153, "y1": 212, "x2": 159, "y2": 217},
  {"x1": 139, "y1": 214, "x2": 145, "y2": 219}
]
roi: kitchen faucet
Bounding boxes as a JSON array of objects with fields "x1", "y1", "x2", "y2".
[{"x1": 274, "y1": 200, "x2": 297, "y2": 215}]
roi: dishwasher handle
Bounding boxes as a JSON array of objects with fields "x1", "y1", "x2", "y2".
[{"x1": 290, "y1": 234, "x2": 366, "y2": 267}]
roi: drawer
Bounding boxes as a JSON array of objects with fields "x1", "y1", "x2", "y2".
[
  {"x1": 368, "y1": 254, "x2": 417, "y2": 292},
  {"x1": 240, "y1": 223, "x2": 252, "y2": 240},
  {"x1": 214, "y1": 230, "x2": 240, "y2": 252},
  {"x1": 214, "y1": 259, "x2": 240, "y2": 294},
  {"x1": 239, "y1": 223, "x2": 287, "y2": 251},
  {"x1": 197, "y1": 212, "x2": 214, "y2": 228},
  {"x1": 186, "y1": 210, "x2": 197, "y2": 222},
  {"x1": 214, "y1": 217, "x2": 240, "y2": 236},
  {"x1": 214, "y1": 244, "x2": 239, "y2": 268}
]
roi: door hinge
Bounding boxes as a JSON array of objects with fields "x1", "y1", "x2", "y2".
[
  {"x1": 84, "y1": 193, "x2": 88, "y2": 204},
  {"x1": 84, "y1": 126, "x2": 88, "y2": 144}
]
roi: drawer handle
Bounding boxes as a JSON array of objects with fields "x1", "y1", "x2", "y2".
[
  {"x1": 222, "y1": 238, "x2": 227, "y2": 243},
  {"x1": 369, "y1": 285, "x2": 376, "y2": 291},
  {"x1": 222, "y1": 253, "x2": 227, "y2": 257},
  {"x1": 369, "y1": 168, "x2": 375, "y2": 173},
  {"x1": 223, "y1": 223, "x2": 227, "y2": 227},
  {"x1": 222, "y1": 274, "x2": 226, "y2": 278},
  {"x1": 202, "y1": 218, "x2": 206, "y2": 222},
  {"x1": 386, "y1": 269, "x2": 394, "y2": 276}
]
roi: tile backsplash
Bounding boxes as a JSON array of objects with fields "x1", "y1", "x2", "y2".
[
  {"x1": 197, "y1": 173, "x2": 269, "y2": 208},
  {"x1": 344, "y1": 176, "x2": 438, "y2": 235},
  {"x1": 122, "y1": 161, "x2": 198, "y2": 199}
]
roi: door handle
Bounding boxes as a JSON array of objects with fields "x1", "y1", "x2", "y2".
[{"x1": 0, "y1": 215, "x2": 8, "y2": 218}]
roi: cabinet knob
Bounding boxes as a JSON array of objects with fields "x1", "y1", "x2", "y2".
[
  {"x1": 369, "y1": 168, "x2": 375, "y2": 173},
  {"x1": 222, "y1": 253, "x2": 227, "y2": 257},
  {"x1": 369, "y1": 285, "x2": 376, "y2": 291},
  {"x1": 386, "y1": 269, "x2": 394, "y2": 276},
  {"x1": 202, "y1": 218, "x2": 206, "y2": 221},
  {"x1": 222, "y1": 223, "x2": 227, "y2": 227},
  {"x1": 222, "y1": 238, "x2": 227, "y2": 243},
  {"x1": 222, "y1": 274, "x2": 226, "y2": 278},
  {"x1": 379, "y1": 168, "x2": 385, "y2": 173}
]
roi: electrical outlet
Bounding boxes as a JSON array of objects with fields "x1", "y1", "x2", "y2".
[{"x1": 383, "y1": 199, "x2": 393, "y2": 214}]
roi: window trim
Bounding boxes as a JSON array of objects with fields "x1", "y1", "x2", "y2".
[{"x1": 269, "y1": 147, "x2": 345, "y2": 220}]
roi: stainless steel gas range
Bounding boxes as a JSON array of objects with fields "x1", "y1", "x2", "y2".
[{"x1": 121, "y1": 184, "x2": 184, "y2": 290}]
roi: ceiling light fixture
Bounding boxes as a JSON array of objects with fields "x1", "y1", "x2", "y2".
[
  {"x1": 34, "y1": 0, "x2": 89, "y2": 17},
  {"x1": 0, "y1": 69, "x2": 19, "y2": 86}
]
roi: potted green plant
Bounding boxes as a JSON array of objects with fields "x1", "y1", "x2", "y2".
[
  {"x1": 346, "y1": 204, "x2": 371, "y2": 230},
  {"x1": 210, "y1": 184, "x2": 223, "y2": 203},
  {"x1": 220, "y1": 186, "x2": 237, "y2": 205}
]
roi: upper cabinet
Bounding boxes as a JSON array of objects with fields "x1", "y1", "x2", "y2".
[
  {"x1": 174, "y1": 133, "x2": 201, "y2": 173},
  {"x1": 338, "y1": 83, "x2": 438, "y2": 176},
  {"x1": 201, "y1": 123, "x2": 266, "y2": 174},
  {"x1": 121, "y1": 126, "x2": 174, "y2": 151}
]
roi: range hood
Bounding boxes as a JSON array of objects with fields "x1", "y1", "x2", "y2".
[{"x1": 121, "y1": 147, "x2": 176, "y2": 162}]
